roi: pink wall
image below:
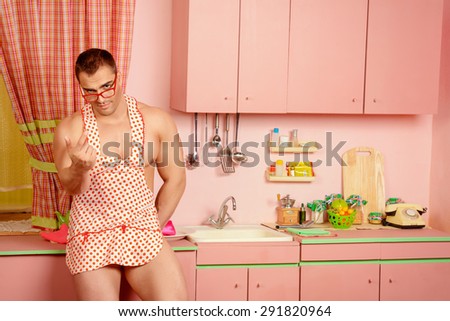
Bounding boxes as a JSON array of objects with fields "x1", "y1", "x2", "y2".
[
  {"x1": 430, "y1": 0, "x2": 450, "y2": 233},
  {"x1": 127, "y1": 0, "x2": 436, "y2": 227}
]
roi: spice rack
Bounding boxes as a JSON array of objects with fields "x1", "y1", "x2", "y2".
[
  {"x1": 265, "y1": 170, "x2": 315, "y2": 182},
  {"x1": 266, "y1": 128, "x2": 318, "y2": 182}
]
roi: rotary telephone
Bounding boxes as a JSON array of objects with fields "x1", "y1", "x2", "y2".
[{"x1": 382, "y1": 203, "x2": 426, "y2": 229}]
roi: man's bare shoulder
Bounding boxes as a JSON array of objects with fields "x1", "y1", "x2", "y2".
[
  {"x1": 137, "y1": 102, "x2": 178, "y2": 133},
  {"x1": 56, "y1": 111, "x2": 83, "y2": 137},
  {"x1": 137, "y1": 102, "x2": 173, "y2": 122},
  {"x1": 59, "y1": 111, "x2": 82, "y2": 127}
]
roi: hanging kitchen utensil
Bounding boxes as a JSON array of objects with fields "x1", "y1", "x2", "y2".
[
  {"x1": 221, "y1": 113, "x2": 235, "y2": 173},
  {"x1": 212, "y1": 113, "x2": 221, "y2": 147},
  {"x1": 185, "y1": 113, "x2": 200, "y2": 169},
  {"x1": 342, "y1": 147, "x2": 385, "y2": 224},
  {"x1": 232, "y1": 113, "x2": 247, "y2": 164},
  {"x1": 205, "y1": 113, "x2": 208, "y2": 146}
]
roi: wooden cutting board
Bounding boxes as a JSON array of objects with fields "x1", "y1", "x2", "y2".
[{"x1": 342, "y1": 147, "x2": 385, "y2": 223}]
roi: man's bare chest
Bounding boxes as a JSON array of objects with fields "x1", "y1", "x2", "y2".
[{"x1": 97, "y1": 122, "x2": 158, "y2": 164}]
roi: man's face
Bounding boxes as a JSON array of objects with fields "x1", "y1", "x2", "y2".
[{"x1": 78, "y1": 65, "x2": 122, "y2": 116}]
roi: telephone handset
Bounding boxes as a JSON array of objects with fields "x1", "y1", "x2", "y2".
[{"x1": 383, "y1": 203, "x2": 427, "y2": 228}]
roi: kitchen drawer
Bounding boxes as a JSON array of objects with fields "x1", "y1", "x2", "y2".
[
  {"x1": 301, "y1": 243, "x2": 380, "y2": 261},
  {"x1": 381, "y1": 242, "x2": 450, "y2": 260},
  {"x1": 196, "y1": 242, "x2": 299, "y2": 265}
]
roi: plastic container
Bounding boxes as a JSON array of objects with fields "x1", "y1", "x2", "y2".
[
  {"x1": 279, "y1": 135, "x2": 290, "y2": 147},
  {"x1": 312, "y1": 210, "x2": 325, "y2": 223},
  {"x1": 275, "y1": 160, "x2": 284, "y2": 176},
  {"x1": 292, "y1": 129, "x2": 299, "y2": 147},
  {"x1": 271, "y1": 128, "x2": 279, "y2": 147},
  {"x1": 327, "y1": 210, "x2": 356, "y2": 229},
  {"x1": 268, "y1": 164, "x2": 276, "y2": 176}
]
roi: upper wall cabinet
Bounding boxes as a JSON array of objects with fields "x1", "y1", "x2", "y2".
[
  {"x1": 287, "y1": 0, "x2": 368, "y2": 114},
  {"x1": 287, "y1": 0, "x2": 444, "y2": 115},
  {"x1": 170, "y1": 0, "x2": 290, "y2": 113},
  {"x1": 364, "y1": 0, "x2": 443, "y2": 114},
  {"x1": 171, "y1": 0, "x2": 239, "y2": 113}
]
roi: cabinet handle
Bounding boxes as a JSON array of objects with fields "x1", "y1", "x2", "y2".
[
  {"x1": 368, "y1": 279, "x2": 372, "y2": 284},
  {"x1": 224, "y1": 97, "x2": 228, "y2": 100},
  {"x1": 389, "y1": 279, "x2": 393, "y2": 283},
  {"x1": 234, "y1": 283, "x2": 238, "y2": 288},
  {"x1": 373, "y1": 98, "x2": 377, "y2": 103},
  {"x1": 256, "y1": 283, "x2": 260, "y2": 288},
  {"x1": 245, "y1": 97, "x2": 249, "y2": 100},
  {"x1": 352, "y1": 98, "x2": 357, "y2": 103}
]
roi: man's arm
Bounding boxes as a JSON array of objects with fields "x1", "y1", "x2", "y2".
[
  {"x1": 53, "y1": 114, "x2": 96, "y2": 195},
  {"x1": 151, "y1": 109, "x2": 186, "y2": 227}
]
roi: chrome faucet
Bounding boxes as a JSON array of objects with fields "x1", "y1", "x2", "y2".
[{"x1": 208, "y1": 196, "x2": 237, "y2": 229}]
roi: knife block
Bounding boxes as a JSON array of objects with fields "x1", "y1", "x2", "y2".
[{"x1": 276, "y1": 206, "x2": 300, "y2": 225}]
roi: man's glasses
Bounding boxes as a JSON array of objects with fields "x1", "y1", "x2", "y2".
[{"x1": 80, "y1": 74, "x2": 117, "y2": 102}]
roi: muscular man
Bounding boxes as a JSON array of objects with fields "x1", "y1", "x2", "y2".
[{"x1": 53, "y1": 48, "x2": 187, "y2": 300}]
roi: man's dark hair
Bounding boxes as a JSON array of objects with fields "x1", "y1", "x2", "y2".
[{"x1": 75, "y1": 48, "x2": 117, "y2": 80}]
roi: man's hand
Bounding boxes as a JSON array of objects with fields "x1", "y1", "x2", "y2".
[{"x1": 65, "y1": 132, "x2": 96, "y2": 172}]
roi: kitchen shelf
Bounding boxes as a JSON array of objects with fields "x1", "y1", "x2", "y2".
[
  {"x1": 265, "y1": 170, "x2": 315, "y2": 182},
  {"x1": 270, "y1": 142, "x2": 319, "y2": 153}
]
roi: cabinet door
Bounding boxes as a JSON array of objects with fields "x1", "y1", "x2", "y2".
[
  {"x1": 171, "y1": 0, "x2": 239, "y2": 113},
  {"x1": 238, "y1": 0, "x2": 290, "y2": 113},
  {"x1": 364, "y1": 0, "x2": 443, "y2": 114},
  {"x1": 196, "y1": 268, "x2": 247, "y2": 301},
  {"x1": 248, "y1": 266, "x2": 299, "y2": 301},
  {"x1": 300, "y1": 263, "x2": 380, "y2": 301},
  {"x1": 175, "y1": 251, "x2": 197, "y2": 301},
  {"x1": 380, "y1": 262, "x2": 450, "y2": 300},
  {"x1": 287, "y1": 0, "x2": 368, "y2": 114}
]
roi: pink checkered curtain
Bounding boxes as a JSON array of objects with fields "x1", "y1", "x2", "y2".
[{"x1": 0, "y1": 0, "x2": 136, "y2": 229}]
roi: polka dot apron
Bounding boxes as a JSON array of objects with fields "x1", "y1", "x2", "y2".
[{"x1": 66, "y1": 95, "x2": 163, "y2": 275}]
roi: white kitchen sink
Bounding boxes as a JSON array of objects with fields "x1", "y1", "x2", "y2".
[{"x1": 185, "y1": 224, "x2": 293, "y2": 243}]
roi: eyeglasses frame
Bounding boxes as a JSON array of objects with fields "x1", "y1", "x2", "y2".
[{"x1": 79, "y1": 73, "x2": 118, "y2": 102}]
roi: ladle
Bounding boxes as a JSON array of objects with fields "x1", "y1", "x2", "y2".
[
  {"x1": 186, "y1": 113, "x2": 200, "y2": 169},
  {"x1": 212, "y1": 113, "x2": 221, "y2": 147},
  {"x1": 232, "y1": 113, "x2": 247, "y2": 164}
]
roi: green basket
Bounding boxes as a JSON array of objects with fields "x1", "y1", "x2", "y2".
[{"x1": 327, "y1": 210, "x2": 356, "y2": 229}]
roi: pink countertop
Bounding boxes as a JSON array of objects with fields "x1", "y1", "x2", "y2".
[{"x1": 0, "y1": 235, "x2": 196, "y2": 255}]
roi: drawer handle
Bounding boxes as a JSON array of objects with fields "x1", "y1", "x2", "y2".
[
  {"x1": 368, "y1": 279, "x2": 372, "y2": 284},
  {"x1": 389, "y1": 279, "x2": 393, "y2": 284},
  {"x1": 256, "y1": 283, "x2": 261, "y2": 288},
  {"x1": 234, "y1": 284, "x2": 238, "y2": 288}
]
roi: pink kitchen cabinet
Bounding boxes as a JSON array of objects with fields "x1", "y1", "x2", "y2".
[
  {"x1": 196, "y1": 266, "x2": 299, "y2": 301},
  {"x1": 248, "y1": 266, "x2": 299, "y2": 301},
  {"x1": 170, "y1": 0, "x2": 290, "y2": 113},
  {"x1": 287, "y1": 0, "x2": 443, "y2": 115},
  {"x1": 380, "y1": 262, "x2": 450, "y2": 300},
  {"x1": 297, "y1": 229, "x2": 450, "y2": 301},
  {"x1": 379, "y1": 240, "x2": 450, "y2": 300},
  {"x1": 300, "y1": 263, "x2": 380, "y2": 301},
  {"x1": 287, "y1": 0, "x2": 368, "y2": 114},
  {"x1": 194, "y1": 241, "x2": 300, "y2": 300},
  {"x1": 196, "y1": 267, "x2": 248, "y2": 301},
  {"x1": 364, "y1": 0, "x2": 443, "y2": 114},
  {"x1": 237, "y1": 0, "x2": 290, "y2": 113},
  {"x1": 171, "y1": 0, "x2": 239, "y2": 113}
]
